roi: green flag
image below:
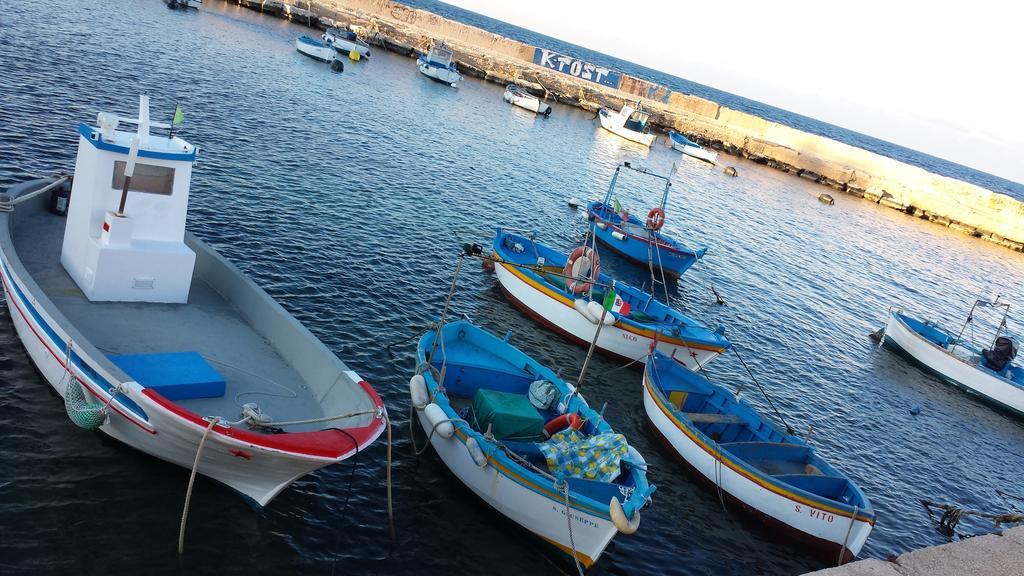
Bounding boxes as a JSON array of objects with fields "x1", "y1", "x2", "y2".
[
  {"x1": 172, "y1": 104, "x2": 185, "y2": 126},
  {"x1": 612, "y1": 198, "x2": 622, "y2": 213},
  {"x1": 602, "y1": 287, "x2": 616, "y2": 311}
]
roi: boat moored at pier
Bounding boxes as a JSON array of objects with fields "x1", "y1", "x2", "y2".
[
  {"x1": 586, "y1": 162, "x2": 707, "y2": 278},
  {"x1": 296, "y1": 35, "x2": 336, "y2": 62},
  {"x1": 880, "y1": 300, "x2": 1023, "y2": 418},
  {"x1": 0, "y1": 96, "x2": 387, "y2": 507},
  {"x1": 323, "y1": 27, "x2": 371, "y2": 60},
  {"x1": 668, "y1": 131, "x2": 718, "y2": 164},
  {"x1": 412, "y1": 319, "x2": 655, "y2": 570},
  {"x1": 503, "y1": 84, "x2": 551, "y2": 116},
  {"x1": 644, "y1": 352, "x2": 875, "y2": 563},
  {"x1": 598, "y1": 102, "x2": 655, "y2": 147},
  {"x1": 489, "y1": 228, "x2": 729, "y2": 365},
  {"x1": 418, "y1": 41, "x2": 462, "y2": 87}
]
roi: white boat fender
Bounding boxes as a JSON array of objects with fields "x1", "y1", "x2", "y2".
[
  {"x1": 465, "y1": 436, "x2": 488, "y2": 467},
  {"x1": 610, "y1": 230, "x2": 627, "y2": 241},
  {"x1": 587, "y1": 300, "x2": 615, "y2": 325},
  {"x1": 423, "y1": 403, "x2": 454, "y2": 439},
  {"x1": 409, "y1": 374, "x2": 429, "y2": 410},
  {"x1": 574, "y1": 299, "x2": 599, "y2": 324},
  {"x1": 596, "y1": 222, "x2": 608, "y2": 230},
  {"x1": 609, "y1": 498, "x2": 640, "y2": 534}
]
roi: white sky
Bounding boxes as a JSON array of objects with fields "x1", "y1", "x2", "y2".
[{"x1": 444, "y1": 0, "x2": 1024, "y2": 185}]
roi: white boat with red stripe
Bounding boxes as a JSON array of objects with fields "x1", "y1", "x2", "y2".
[{"x1": 0, "y1": 96, "x2": 386, "y2": 507}]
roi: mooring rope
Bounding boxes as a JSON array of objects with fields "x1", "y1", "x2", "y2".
[
  {"x1": 558, "y1": 479, "x2": 586, "y2": 576},
  {"x1": 921, "y1": 499, "x2": 1024, "y2": 536},
  {"x1": 838, "y1": 505, "x2": 858, "y2": 566},
  {"x1": 731, "y1": 346, "x2": 795, "y2": 435},
  {"x1": 178, "y1": 416, "x2": 219, "y2": 556}
]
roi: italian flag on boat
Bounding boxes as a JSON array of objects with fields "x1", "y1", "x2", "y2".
[{"x1": 603, "y1": 284, "x2": 631, "y2": 316}]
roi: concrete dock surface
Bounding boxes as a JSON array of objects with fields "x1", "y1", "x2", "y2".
[{"x1": 805, "y1": 526, "x2": 1024, "y2": 576}]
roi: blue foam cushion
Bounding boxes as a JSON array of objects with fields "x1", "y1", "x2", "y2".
[{"x1": 108, "y1": 352, "x2": 226, "y2": 401}]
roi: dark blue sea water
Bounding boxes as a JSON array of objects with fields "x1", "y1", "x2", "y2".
[
  {"x1": 1, "y1": 2, "x2": 1023, "y2": 575},
  {"x1": 404, "y1": 0, "x2": 1024, "y2": 202}
]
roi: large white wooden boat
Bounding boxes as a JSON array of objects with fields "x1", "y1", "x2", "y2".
[
  {"x1": 644, "y1": 352, "x2": 874, "y2": 563},
  {"x1": 0, "y1": 96, "x2": 386, "y2": 506},
  {"x1": 598, "y1": 102, "x2": 655, "y2": 147},
  {"x1": 881, "y1": 301, "x2": 1023, "y2": 418}
]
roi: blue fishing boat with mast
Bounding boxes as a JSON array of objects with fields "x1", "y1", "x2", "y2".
[{"x1": 586, "y1": 162, "x2": 707, "y2": 279}]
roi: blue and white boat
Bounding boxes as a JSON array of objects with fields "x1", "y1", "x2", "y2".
[
  {"x1": 881, "y1": 300, "x2": 1023, "y2": 417},
  {"x1": 417, "y1": 41, "x2": 462, "y2": 87},
  {"x1": 668, "y1": 131, "x2": 718, "y2": 164},
  {"x1": 490, "y1": 228, "x2": 729, "y2": 365},
  {"x1": 295, "y1": 35, "x2": 335, "y2": 63},
  {"x1": 644, "y1": 352, "x2": 875, "y2": 563},
  {"x1": 411, "y1": 319, "x2": 655, "y2": 569},
  {"x1": 322, "y1": 27, "x2": 371, "y2": 60},
  {"x1": 586, "y1": 163, "x2": 707, "y2": 278}
]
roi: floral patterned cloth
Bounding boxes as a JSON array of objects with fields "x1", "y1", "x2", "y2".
[{"x1": 538, "y1": 430, "x2": 628, "y2": 482}]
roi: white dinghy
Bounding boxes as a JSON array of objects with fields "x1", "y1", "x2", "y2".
[
  {"x1": 881, "y1": 298, "x2": 1023, "y2": 418},
  {"x1": 598, "y1": 101, "x2": 655, "y2": 147},
  {"x1": 503, "y1": 84, "x2": 551, "y2": 116},
  {"x1": 296, "y1": 35, "x2": 336, "y2": 63},
  {"x1": 668, "y1": 131, "x2": 718, "y2": 164},
  {"x1": 0, "y1": 96, "x2": 387, "y2": 507},
  {"x1": 417, "y1": 41, "x2": 463, "y2": 87}
]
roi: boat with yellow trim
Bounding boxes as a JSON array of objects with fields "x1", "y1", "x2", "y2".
[
  {"x1": 644, "y1": 351, "x2": 874, "y2": 563},
  {"x1": 491, "y1": 227, "x2": 730, "y2": 366},
  {"x1": 411, "y1": 319, "x2": 655, "y2": 570}
]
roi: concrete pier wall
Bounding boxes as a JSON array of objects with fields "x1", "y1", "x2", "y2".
[
  {"x1": 229, "y1": 0, "x2": 1024, "y2": 251},
  {"x1": 803, "y1": 526, "x2": 1024, "y2": 576}
]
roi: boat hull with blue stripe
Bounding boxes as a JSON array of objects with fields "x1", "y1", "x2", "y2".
[
  {"x1": 491, "y1": 228, "x2": 729, "y2": 366},
  {"x1": 413, "y1": 320, "x2": 654, "y2": 569},
  {"x1": 587, "y1": 201, "x2": 706, "y2": 278},
  {"x1": 881, "y1": 310, "x2": 1024, "y2": 418},
  {"x1": 295, "y1": 35, "x2": 335, "y2": 62},
  {"x1": 644, "y1": 352, "x2": 874, "y2": 563},
  {"x1": 0, "y1": 99, "x2": 385, "y2": 507}
]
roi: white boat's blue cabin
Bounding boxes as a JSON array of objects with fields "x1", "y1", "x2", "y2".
[
  {"x1": 623, "y1": 104, "x2": 650, "y2": 132},
  {"x1": 61, "y1": 95, "x2": 199, "y2": 304}
]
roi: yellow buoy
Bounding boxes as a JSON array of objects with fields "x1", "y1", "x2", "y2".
[{"x1": 348, "y1": 49, "x2": 360, "y2": 61}]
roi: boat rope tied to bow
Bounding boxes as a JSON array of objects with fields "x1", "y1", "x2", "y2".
[
  {"x1": 178, "y1": 416, "x2": 219, "y2": 555},
  {"x1": 556, "y1": 477, "x2": 586, "y2": 576}
]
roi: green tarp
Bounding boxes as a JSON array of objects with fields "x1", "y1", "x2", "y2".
[{"x1": 472, "y1": 389, "x2": 545, "y2": 441}]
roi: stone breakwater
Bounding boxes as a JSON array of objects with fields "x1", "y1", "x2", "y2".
[
  {"x1": 803, "y1": 526, "x2": 1024, "y2": 576},
  {"x1": 227, "y1": 0, "x2": 1024, "y2": 251}
]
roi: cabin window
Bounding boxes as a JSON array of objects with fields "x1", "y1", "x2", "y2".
[{"x1": 111, "y1": 161, "x2": 174, "y2": 195}]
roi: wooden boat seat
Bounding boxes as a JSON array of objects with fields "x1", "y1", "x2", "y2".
[{"x1": 684, "y1": 412, "x2": 745, "y2": 424}]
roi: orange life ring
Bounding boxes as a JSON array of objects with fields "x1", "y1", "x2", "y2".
[
  {"x1": 646, "y1": 207, "x2": 665, "y2": 231},
  {"x1": 563, "y1": 246, "x2": 600, "y2": 294},
  {"x1": 543, "y1": 413, "x2": 583, "y2": 438}
]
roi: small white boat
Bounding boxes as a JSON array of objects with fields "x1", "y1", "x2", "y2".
[
  {"x1": 418, "y1": 42, "x2": 462, "y2": 87},
  {"x1": 503, "y1": 84, "x2": 551, "y2": 116},
  {"x1": 644, "y1": 352, "x2": 875, "y2": 563},
  {"x1": 0, "y1": 96, "x2": 387, "y2": 506},
  {"x1": 322, "y1": 27, "x2": 371, "y2": 60},
  {"x1": 295, "y1": 35, "x2": 335, "y2": 63},
  {"x1": 598, "y1": 102, "x2": 655, "y2": 147},
  {"x1": 881, "y1": 300, "x2": 1023, "y2": 418},
  {"x1": 412, "y1": 319, "x2": 655, "y2": 569},
  {"x1": 668, "y1": 131, "x2": 718, "y2": 164}
]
